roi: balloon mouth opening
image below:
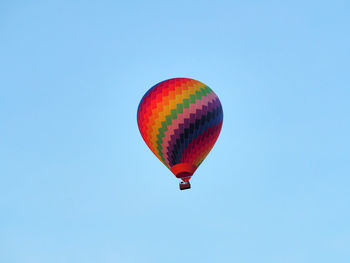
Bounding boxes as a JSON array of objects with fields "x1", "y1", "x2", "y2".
[
  {"x1": 177, "y1": 172, "x2": 192, "y2": 182},
  {"x1": 180, "y1": 176, "x2": 192, "y2": 182},
  {"x1": 171, "y1": 163, "x2": 197, "y2": 180}
]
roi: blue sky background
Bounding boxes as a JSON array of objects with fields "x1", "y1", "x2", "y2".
[{"x1": 1, "y1": 1, "x2": 349, "y2": 262}]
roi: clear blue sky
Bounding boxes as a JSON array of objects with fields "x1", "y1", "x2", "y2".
[{"x1": 1, "y1": 1, "x2": 349, "y2": 262}]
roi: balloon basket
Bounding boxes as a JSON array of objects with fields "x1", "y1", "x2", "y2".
[{"x1": 179, "y1": 181, "x2": 191, "y2": 190}]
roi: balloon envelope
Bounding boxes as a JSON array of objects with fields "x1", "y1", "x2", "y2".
[{"x1": 137, "y1": 78, "x2": 223, "y2": 183}]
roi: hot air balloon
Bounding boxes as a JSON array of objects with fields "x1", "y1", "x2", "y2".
[{"x1": 137, "y1": 78, "x2": 223, "y2": 190}]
